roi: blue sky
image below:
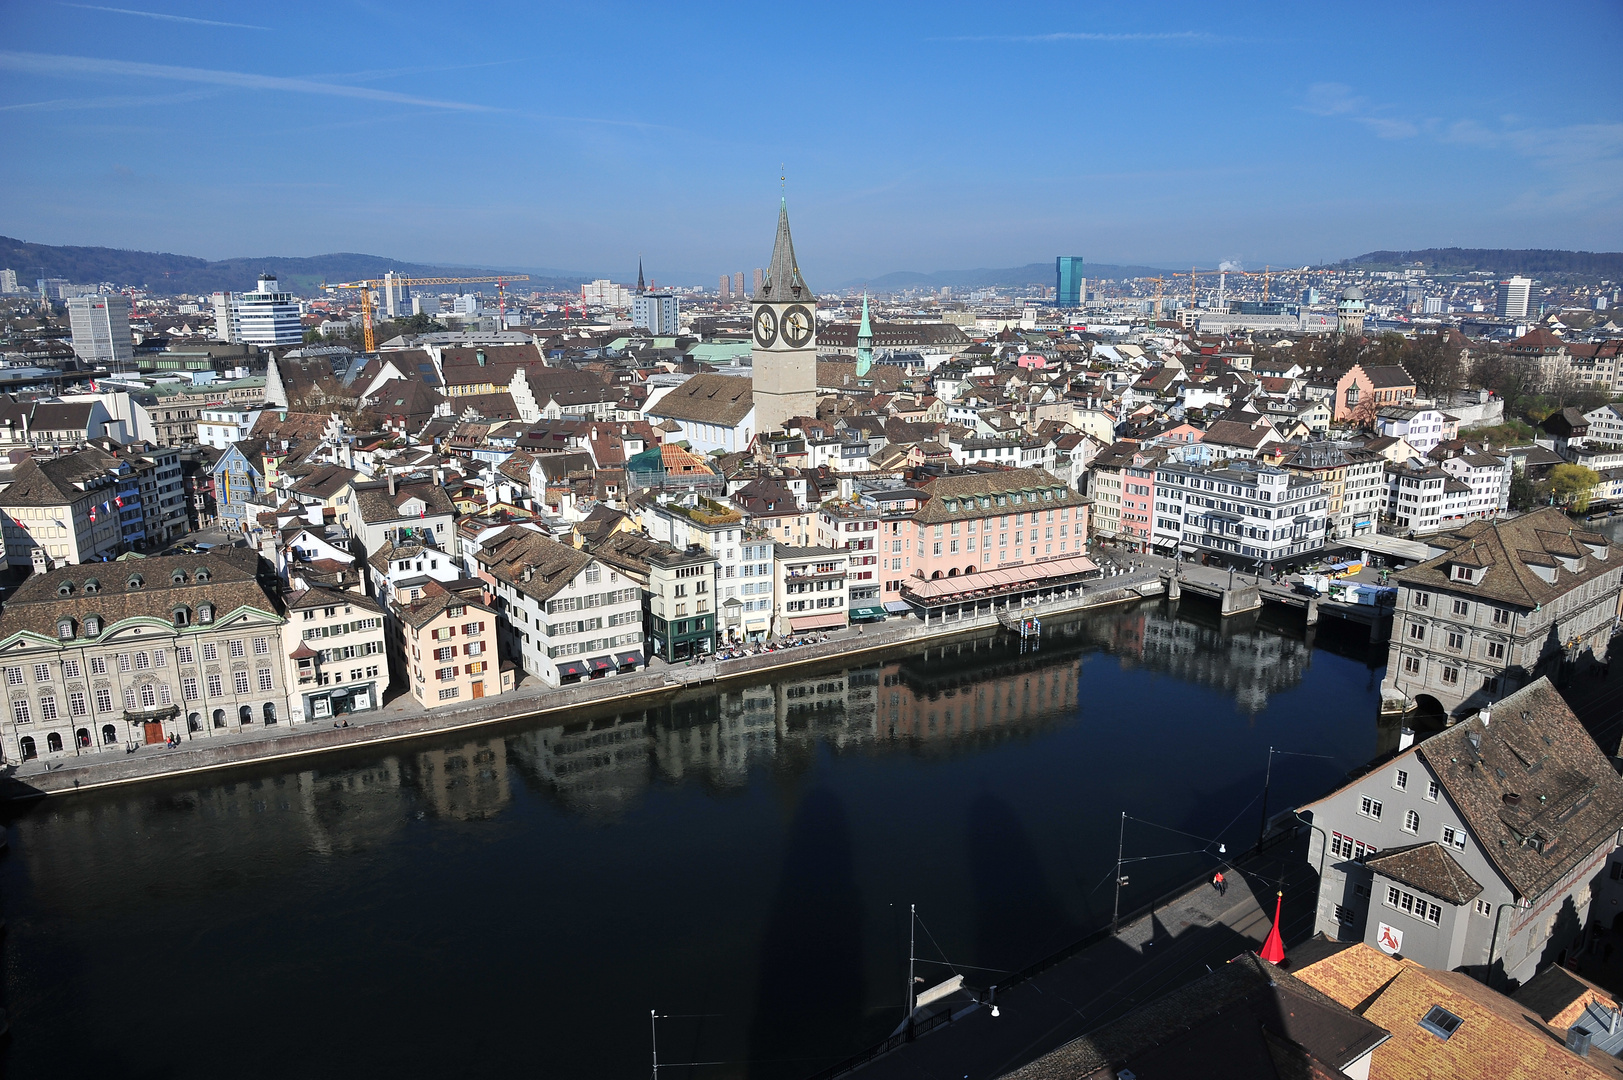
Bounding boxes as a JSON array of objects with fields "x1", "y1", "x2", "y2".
[{"x1": 1, "y1": 1, "x2": 1620, "y2": 285}]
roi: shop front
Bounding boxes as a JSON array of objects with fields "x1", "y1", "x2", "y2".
[{"x1": 303, "y1": 681, "x2": 379, "y2": 723}]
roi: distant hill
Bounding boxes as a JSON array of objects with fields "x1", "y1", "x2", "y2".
[
  {"x1": 849, "y1": 261, "x2": 1177, "y2": 293},
  {"x1": 0, "y1": 236, "x2": 591, "y2": 296},
  {"x1": 1342, "y1": 248, "x2": 1623, "y2": 279}
]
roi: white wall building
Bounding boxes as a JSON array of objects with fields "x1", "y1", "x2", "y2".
[
  {"x1": 1496, "y1": 276, "x2": 1533, "y2": 320},
  {"x1": 632, "y1": 292, "x2": 680, "y2": 335},
  {"x1": 198, "y1": 405, "x2": 263, "y2": 450},
  {"x1": 66, "y1": 294, "x2": 134, "y2": 365},
  {"x1": 232, "y1": 276, "x2": 303, "y2": 347},
  {"x1": 1152, "y1": 459, "x2": 1328, "y2": 566}
]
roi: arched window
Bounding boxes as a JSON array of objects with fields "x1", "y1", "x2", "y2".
[
  {"x1": 212, "y1": 709, "x2": 225, "y2": 728},
  {"x1": 46, "y1": 732, "x2": 62, "y2": 752},
  {"x1": 173, "y1": 607, "x2": 190, "y2": 628},
  {"x1": 127, "y1": 574, "x2": 144, "y2": 589},
  {"x1": 76, "y1": 727, "x2": 90, "y2": 748},
  {"x1": 239, "y1": 705, "x2": 252, "y2": 725},
  {"x1": 262, "y1": 702, "x2": 276, "y2": 724},
  {"x1": 187, "y1": 712, "x2": 201, "y2": 733},
  {"x1": 19, "y1": 736, "x2": 36, "y2": 759},
  {"x1": 101, "y1": 724, "x2": 117, "y2": 744}
]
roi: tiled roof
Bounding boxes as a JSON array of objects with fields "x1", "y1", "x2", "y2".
[
  {"x1": 913, "y1": 467, "x2": 1074, "y2": 524},
  {"x1": 1393, "y1": 507, "x2": 1615, "y2": 609},
  {"x1": 1416, "y1": 677, "x2": 1623, "y2": 900},
  {"x1": 474, "y1": 524, "x2": 592, "y2": 605},
  {"x1": 1364, "y1": 842, "x2": 1485, "y2": 904},
  {"x1": 646, "y1": 373, "x2": 754, "y2": 426},
  {"x1": 0, "y1": 448, "x2": 120, "y2": 506},
  {"x1": 1296, "y1": 944, "x2": 1623, "y2": 1080},
  {"x1": 351, "y1": 480, "x2": 456, "y2": 524}
]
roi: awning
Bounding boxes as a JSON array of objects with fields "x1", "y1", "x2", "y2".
[
  {"x1": 588, "y1": 655, "x2": 614, "y2": 671},
  {"x1": 557, "y1": 660, "x2": 589, "y2": 677},
  {"x1": 901, "y1": 554, "x2": 1101, "y2": 605},
  {"x1": 790, "y1": 612, "x2": 847, "y2": 632},
  {"x1": 849, "y1": 605, "x2": 887, "y2": 620},
  {"x1": 744, "y1": 617, "x2": 771, "y2": 630},
  {"x1": 884, "y1": 600, "x2": 914, "y2": 613},
  {"x1": 614, "y1": 651, "x2": 643, "y2": 668}
]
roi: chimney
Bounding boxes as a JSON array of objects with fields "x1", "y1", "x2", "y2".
[
  {"x1": 1479, "y1": 707, "x2": 1492, "y2": 727},
  {"x1": 1398, "y1": 727, "x2": 1416, "y2": 751},
  {"x1": 387, "y1": 472, "x2": 396, "y2": 496},
  {"x1": 1567, "y1": 1026, "x2": 1593, "y2": 1058}
]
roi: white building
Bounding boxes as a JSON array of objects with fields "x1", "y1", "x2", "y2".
[
  {"x1": 772, "y1": 544, "x2": 850, "y2": 636},
  {"x1": 211, "y1": 291, "x2": 237, "y2": 343},
  {"x1": 0, "y1": 269, "x2": 19, "y2": 294},
  {"x1": 1152, "y1": 459, "x2": 1328, "y2": 567},
  {"x1": 1375, "y1": 406, "x2": 1456, "y2": 455},
  {"x1": 66, "y1": 294, "x2": 134, "y2": 365},
  {"x1": 198, "y1": 405, "x2": 263, "y2": 449},
  {"x1": 1439, "y1": 453, "x2": 1511, "y2": 521},
  {"x1": 231, "y1": 276, "x2": 303, "y2": 347},
  {"x1": 1496, "y1": 276, "x2": 1533, "y2": 320},
  {"x1": 581, "y1": 280, "x2": 632, "y2": 308},
  {"x1": 633, "y1": 292, "x2": 680, "y2": 335}
]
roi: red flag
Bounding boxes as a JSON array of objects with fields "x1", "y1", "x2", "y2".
[{"x1": 1259, "y1": 891, "x2": 1286, "y2": 965}]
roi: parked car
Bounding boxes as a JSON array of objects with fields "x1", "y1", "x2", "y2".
[{"x1": 1292, "y1": 581, "x2": 1321, "y2": 598}]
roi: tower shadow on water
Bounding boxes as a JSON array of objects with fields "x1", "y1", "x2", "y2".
[
  {"x1": 967, "y1": 791, "x2": 1082, "y2": 972},
  {"x1": 746, "y1": 787, "x2": 864, "y2": 1078}
]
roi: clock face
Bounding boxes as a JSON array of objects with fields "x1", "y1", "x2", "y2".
[
  {"x1": 781, "y1": 304, "x2": 813, "y2": 348},
  {"x1": 754, "y1": 306, "x2": 778, "y2": 348}
]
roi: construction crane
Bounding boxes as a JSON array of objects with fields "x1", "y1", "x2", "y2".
[
  {"x1": 1168, "y1": 265, "x2": 1314, "y2": 313},
  {"x1": 322, "y1": 273, "x2": 531, "y2": 351}
]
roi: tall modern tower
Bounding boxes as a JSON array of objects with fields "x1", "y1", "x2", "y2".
[
  {"x1": 1055, "y1": 256, "x2": 1085, "y2": 307},
  {"x1": 1496, "y1": 276, "x2": 1532, "y2": 320},
  {"x1": 65, "y1": 294, "x2": 134, "y2": 364},
  {"x1": 751, "y1": 200, "x2": 817, "y2": 433}
]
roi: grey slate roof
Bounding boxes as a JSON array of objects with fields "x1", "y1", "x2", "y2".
[
  {"x1": 752, "y1": 200, "x2": 812, "y2": 302},
  {"x1": 1364, "y1": 842, "x2": 1485, "y2": 904},
  {"x1": 647, "y1": 373, "x2": 754, "y2": 426},
  {"x1": 0, "y1": 448, "x2": 120, "y2": 506}
]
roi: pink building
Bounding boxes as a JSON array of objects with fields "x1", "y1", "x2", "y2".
[
  {"x1": 817, "y1": 486, "x2": 928, "y2": 613},
  {"x1": 902, "y1": 468, "x2": 1088, "y2": 581}
]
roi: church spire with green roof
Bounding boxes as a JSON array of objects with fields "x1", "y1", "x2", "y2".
[{"x1": 855, "y1": 292, "x2": 874, "y2": 376}]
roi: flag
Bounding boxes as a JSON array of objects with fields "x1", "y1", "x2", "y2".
[
  {"x1": 89, "y1": 507, "x2": 95, "y2": 522},
  {"x1": 1259, "y1": 891, "x2": 1286, "y2": 965},
  {"x1": 115, "y1": 496, "x2": 124, "y2": 508}
]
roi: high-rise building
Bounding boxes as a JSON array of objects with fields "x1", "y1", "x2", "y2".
[
  {"x1": 211, "y1": 291, "x2": 237, "y2": 342},
  {"x1": 1301, "y1": 287, "x2": 1320, "y2": 305},
  {"x1": 381, "y1": 271, "x2": 412, "y2": 318},
  {"x1": 0, "y1": 269, "x2": 17, "y2": 294},
  {"x1": 1055, "y1": 256, "x2": 1085, "y2": 307},
  {"x1": 633, "y1": 293, "x2": 680, "y2": 334},
  {"x1": 231, "y1": 275, "x2": 303, "y2": 347},
  {"x1": 718, "y1": 274, "x2": 731, "y2": 300},
  {"x1": 37, "y1": 278, "x2": 69, "y2": 301},
  {"x1": 66, "y1": 294, "x2": 135, "y2": 365},
  {"x1": 751, "y1": 268, "x2": 763, "y2": 295},
  {"x1": 1496, "y1": 276, "x2": 1532, "y2": 319},
  {"x1": 751, "y1": 200, "x2": 817, "y2": 433}
]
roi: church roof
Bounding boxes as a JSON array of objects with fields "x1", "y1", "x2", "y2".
[{"x1": 753, "y1": 199, "x2": 812, "y2": 303}]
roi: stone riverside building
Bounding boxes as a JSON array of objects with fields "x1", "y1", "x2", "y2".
[
  {"x1": 0, "y1": 549, "x2": 290, "y2": 764},
  {"x1": 1299, "y1": 678, "x2": 1623, "y2": 987},
  {"x1": 1380, "y1": 508, "x2": 1623, "y2": 719}
]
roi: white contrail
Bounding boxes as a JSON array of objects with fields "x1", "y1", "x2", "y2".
[
  {"x1": 58, "y1": 3, "x2": 269, "y2": 30},
  {"x1": 931, "y1": 31, "x2": 1215, "y2": 43},
  {"x1": 0, "y1": 51, "x2": 497, "y2": 111}
]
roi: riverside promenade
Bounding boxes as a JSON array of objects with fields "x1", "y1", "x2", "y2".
[{"x1": 2, "y1": 561, "x2": 1164, "y2": 799}]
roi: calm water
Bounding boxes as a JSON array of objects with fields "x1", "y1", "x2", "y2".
[{"x1": 0, "y1": 599, "x2": 1383, "y2": 1079}]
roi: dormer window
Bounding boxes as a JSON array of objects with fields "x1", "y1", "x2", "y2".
[
  {"x1": 195, "y1": 568, "x2": 210, "y2": 583},
  {"x1": 128, "y1": 574, "x2": 145, "y2": 589},
  {"x1": 85, "y1": 616, "x2": 101, "y2": 636},
  {"x1": 197, "y1": 605, "x2": 213, "y2": 624},
  {"x1": 57, "y1": 619, "x2": 74, "y2": 641},
  {"x1": 1451, "y1": 565, "x2": 1480, "y2": 584},
  {"x1": 57, "y1": 582, "x2": 74, "y2": 597},
  {"x1": 84, "y1": 578, "x2": 100, "y2": 594},
  {"x1": 173, "y1": 607, "x2": 190, "y2": 628},
  {"x1": 171, "y1": 570, "x2": 187, "y2": 585}
]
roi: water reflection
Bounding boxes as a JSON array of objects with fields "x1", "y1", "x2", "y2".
[{"x1": 0, "y1": 598, "x2": 1380, "y2": 1080}]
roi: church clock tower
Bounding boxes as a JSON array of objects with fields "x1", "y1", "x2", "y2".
[{"x1": 751, "y1": 198, "x2": 817, "y2": 433}]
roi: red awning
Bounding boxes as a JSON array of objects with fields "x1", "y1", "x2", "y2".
[
  {"x1": 790, "y1": 612, "x2": 847, "y2": 632},
  {"x1": 588, "y1": 655, "x2": 614, "y2": 671}
]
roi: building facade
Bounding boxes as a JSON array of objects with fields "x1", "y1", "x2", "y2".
[
  {"x1": 231, "y1": 275, "x2": 303, "y2": 347},
  {"x1": 397, "y1": 581, "x2": 509, "y2": 706},
  {"x1": 0, "y1": 551, "x2": 290, "y2": 763},
  {"x1": 283, "y1": 587, "x2": 387, "y2": 723},
  {"x1": 1380, "y1": 509, "x2": 1622, "y2": 718},
  {"x1": 1151, "y1": 459, "x2": 1328, "y2": 567},
  {"x1": 751, "y1": 200, "x2": 818, "y2": 433},
  {"x1": 646, "y1": 545, "x2": 717, "y2": 662},
  {"x1": 66, "y1": 294, "x2": 134, "y2": 365}
]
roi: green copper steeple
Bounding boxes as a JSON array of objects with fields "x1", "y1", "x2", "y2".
[{"x1": 855, "y1": 292, "x2": 873, "y2": 376}]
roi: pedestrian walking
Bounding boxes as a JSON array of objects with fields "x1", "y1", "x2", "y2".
[{"x1": 1212, "y1": 870, "x2": 1226, "y2": 896}]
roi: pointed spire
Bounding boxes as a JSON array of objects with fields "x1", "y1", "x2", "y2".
[
  {"x1": 1258, "y1": 891, "x2": 1286, "y2": 964},
  {"x1": 636, "y1": 257, "x2": 645, "y2": 294},
  {"x1": 754, "y1": 199, "x2": 810, "y2": 302},
  {"x1": 856, "y1": 292, "x2": 874, "y2": 377}
]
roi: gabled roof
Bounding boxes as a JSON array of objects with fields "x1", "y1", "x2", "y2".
[
  {"x1": 1416, "y1": 677, "x2": 1623, "y2": 900},
  {"x1": 0, "y1": 447, "x2": 120, "y2": 506},
  {"x1": 352, "y1": 480, "x2": 456, "y2": 524},
  {"x1": 646, "y1": 374, "x2": 753, "y2": 426},
  {"x1": 1393, "y1": 507, "x2": 1614, "y2": 609},
  {"x1": 1364, "y1": 842, "x2": 1484, "y2": 904},
  {"x1": 474, "y1": 524, "x2": 593, "y2": 605}
]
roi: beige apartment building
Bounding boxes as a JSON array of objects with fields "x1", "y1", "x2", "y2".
[{"x1": 397, "y1": 580, "x2": 510, "y2": 707}]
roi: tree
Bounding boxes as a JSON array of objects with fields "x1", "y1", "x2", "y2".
[
  {"x1": 1549, "y1": 463, "x2": 1600, "y2": 511},
  {"x1": 1508, "y1": 464, "x2": 1543, "y2": 511}
]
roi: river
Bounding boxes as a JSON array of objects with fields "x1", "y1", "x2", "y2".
[{"x1": 0, "y1": 598, "x2": 1383, "y2": 1079}]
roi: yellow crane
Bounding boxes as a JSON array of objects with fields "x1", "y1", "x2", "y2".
[{"x1": 322, "y1": 274, "x2": 531, "y2": 351}]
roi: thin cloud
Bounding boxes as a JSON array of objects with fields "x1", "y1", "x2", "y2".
[
  {"x1": 0, "y1": 51, "x2": 498, "y2": 111},
  {"x1": 930, "y1": 30, "x2": 1216, "y2": 43},
  {"x1": 58, "y1": 3, "x2": 269, "y2": 30}
]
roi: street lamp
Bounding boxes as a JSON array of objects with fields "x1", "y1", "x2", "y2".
[{"x1": 1113, "y1": 810, "x2": 1229, "y2": 933}]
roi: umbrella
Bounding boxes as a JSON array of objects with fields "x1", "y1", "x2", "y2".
[{"x1": 1259, "y1": 890, "x2": 1286, "y2": 965}]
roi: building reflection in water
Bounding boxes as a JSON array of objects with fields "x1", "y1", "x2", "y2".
[
  {"x1": 1114, "y1": 603, "x2": 1313, "y2": 715},
  {"x1": 414, "y1": 737, "x2": 511, "y2": 821}
]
